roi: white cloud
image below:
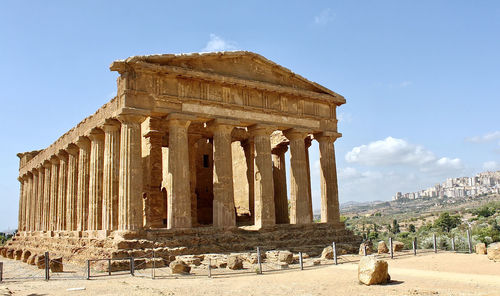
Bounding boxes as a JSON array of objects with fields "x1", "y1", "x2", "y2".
[
  {"x1": 345, "y1": 137, "x2": 435, "y2": 166},
  {"x1": 202, "y1": 34, "x2": 237, "y2": 52},
  {"x1": 466, "y1": 131, "x2": 500, "y2": 143},
  {"x1": 314, "y1": 8, "x2": 335, "y2": 25},
  {"x1": 483, "y1": 161, "x2": 500, "y2": 171}
]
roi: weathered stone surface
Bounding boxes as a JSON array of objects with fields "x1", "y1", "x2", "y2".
[
  {"x1": 475, "y1": 243, "x2": 487, "y2": 255},
  {"x1": 227, "y1": 255, "x2": 244, "y2": 270},
  {"x1": 378, "y1": 241, "x2": 389, "y2": 254},
  {"x1": 359, "y1": 242, "x2": 373, "y2": 255},
  {"x1": 278, "y1": 251, "x2": 294, "y2": 264},
  {"x1": 50, "y1": 256, "x2": 64, "y2": 272},
  {"x1": 27, "y1": 254, "x2": 37, "y2": 265},
  {"x1": 6, "y1": 249, "x2": 14, "y2": 259},
  {"x1": 169, "y1": 260, "x2": 191, "y2": 274},
  {"x1": 393, "y1": 241, "x2": 404, "y2": 252},
  {"x1": 0, "y1": 247, "x2": 6, "y2": 257},
  {"x1": 36, "y1": 254, "x2": 46, "y2": 269},
  {"x1": 358, "y1": 256, "x2": 390, "y2": 286},
  {"x1": 14, "y1": 249, "x2": 23, "y2": 260},
  {"x1": 321, "y1": 246, "x2": 334, "y2": 259},
  {"x1": 22, "y1": 250, "x2": 31, "y2": 262},
  {"x1": 487, "y1": 242, "x2": 500, "y2": 262},
  {"x1": 276, "y1": 262, "x2": 289, "y2": 269}
]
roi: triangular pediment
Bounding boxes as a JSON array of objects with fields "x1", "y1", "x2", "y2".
[{"x1": 118, "y1": 51, "x2": 341, "y2": 100}]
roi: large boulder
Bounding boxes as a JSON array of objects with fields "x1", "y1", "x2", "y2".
[
  {"x1": 278, "y1": 251, "x2": 294, "y2": 264},
  {"x1": 321, "y1": 246, "x2": 334, "y2": 260},
  {"x1": 359, "y1": 242, "x2": 373, "y2": 255},
  {"x1": 378, "y1": 241, "x2": 389, "y2": 254},
  {"x1": 227, "y1": 255, "x2": 244, "y2": 270},
  {"x1": 487, "y1": 242, "x2": 500, "y2": 262},
  {"x1": 392, "y1": 241, "x2": 404, "y2": 252},
  {"x1": 475, "y1": 243, "x2": 487, "y2": 255},
  {"x1": 169, "y1": 260, "x2": 191, "y2": 274},
  {"x1": 50, "y1": 257, "x2": 64, "y2": 272},
  {"x1": 358, "y1": 256, "x2": 390, "y2": 285}
]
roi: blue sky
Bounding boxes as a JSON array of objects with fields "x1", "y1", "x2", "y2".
[{"x1": 1, "y1": 1, "x2": 499, "y2": 230}]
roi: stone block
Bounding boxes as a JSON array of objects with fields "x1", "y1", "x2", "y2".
[
  {"x1": 392, "y1": 241, "x2": 404, "y2": 252},
  {"x1": 487, "y1": 242, "x2": 500, "y2": 262},
  {"x1": 377, "y1": 241, "x2": 389, "y2": 254},
  {"x1": 359, "y1": 243, "x2": 373, "y2": 255},
  {"x1": 475, "y1": 243, "x2": 487, "y2": 255},
  {"x1": 278, "y1": 251, "x2": 294, "y2": 264},
  {"x1": 227, "y1": 255, "x2": 244, "y2": 270},
  {"x1": 50, "y1": 257, "x2": 64, "y2": 272},
  {"x1": 169, "y1": 260, "x2": 191, "y2": 274},
  {"x1": 358, "y1": 256, "x2": 390, "y2": 285},
  {"x1": 6, "y1": 249, "x2": 14, "y2": 259}
]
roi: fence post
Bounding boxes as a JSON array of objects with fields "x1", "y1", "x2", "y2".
[
  {"x1": 208, "y1": 258, "x2": 212, "y2": 278},
  {"x1": 108, "y1": 259, "x2": 111, "y2": 276},
  {"x1": 299, "y1": 252, "x2": 303, "y2": 270},
  {"x1": 451, "y1": 237, "x2": 455, "y2": 252},
  {"x1": 130, "y1": 257, "x2": 135, "y2": 276},
  {"x1": 467, "y1": 229, "x2": 472, "y2": 254},
  {"x1": 44, "y1": 251, "x2": 50, "y2": 281},
  {"x1": 433, "y1": 234, "x2": 437, "y2": 253},
  {"x1": 257, "y1": 247, "x2": 262, "y2": 274},
  {"x1": 0, "y1": 262, "x2": 3, "y2": 282},
  {"x1": 152, "y1": 251, "x2": 156, "y2": 280},
  {"x1": 363, "y1": 243, "x2": 367, "y2": 256},
  {"x1": 413, "y1": 237, "x2": 417, "y2": 256},
  {"x1": 389, "y1": 238, "x2": 393, "y2": 259},
  {"x1": 332, "y1": 242, "x2": 337, "y2": 265},
  {"x1": 87, "y1": 260, "x2": 91, "y2": 280}
]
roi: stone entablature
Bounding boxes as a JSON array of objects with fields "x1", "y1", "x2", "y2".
[{"x1": 16, "y1": 51, "x2": 345, "y2": 237}]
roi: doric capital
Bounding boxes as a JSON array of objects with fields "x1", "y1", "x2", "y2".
[
  {"x1": 66, "y1": 143, "x2": 80, "y2": 156},
  {"x1": 206, "y1": 118, "x2": 237, "y2": 134},
  {"x1": 42, "y1": 160, "x2": 52, "y2": 169},
  {"x1": 116, "y1": 114, "x2": 146, "y2": 125},
  {"x1": 75, "y1": 136, "x2": 91, "y2": 149},
  {"x1": 50, "y1": 155, "x2": 60, "y2": 165},
  {"x1": 102, "y1": 118, "x2": 121, "y2": 132},
  {"x1": 304, "y1": 136, "x2": 313, "y2": 148},
  {"x1": 166, "y1": 113, "x2": 195, "y2": 128},
  {"x1": 57, "y1": 149, "x2": 69, "y2": 161},
  {"x1": 314, "y1": 131, "x2": 342, "y2": 143},
  {"x1": 272, "y1": 143, "x2": 288, "y2": 155},
  {"x1": 283, "y1": 128, "x2": 310, "y2": 141},
  {"x1": 31, "y1": 167, "x2": 39, "y2": 175},
  {"x1": 88, "y1": 128, "x2": 105, "y2": 141},
  {"x1": 248, "y1": 124, "x2": 275, "y2": 137}
]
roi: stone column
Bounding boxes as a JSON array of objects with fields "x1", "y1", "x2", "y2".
[
  {"x1": 117, "y1": 114, "x2": 145, "y2": 231},
  {"x1": 102, "y1": 120, "x2": 120, "y2": 231},
  {"x1": 315, "y1": 132, "x2": 341, "y2": 223},
  {"x1": 23, "y1": 174, "x2": 31, "y2": 232},
  {"x1": 26, "y1": 173, "x2": 34, "y2": 231},
  {"x1": 30, "y1": 169, "x2": 39, "y2": 231},
  {"x1": 42, "y1": 161, "x2": 51, "y2": 231},
  {"x1": 242, "y1": 139, "x2": 255, "y2": 218},
  {"x1": 57, "y1": 150, "x2": 68, "y2": 231},
  {"x1": 188, "y1": 134, "x2": 202, "y2": 226},
  {"x1": 272, "y1": 144, "x2": 289, "y2": 224},
  {"x1": 17, "y1": 177, "x2": 25, "y2": 231},
  {"x1": 37, "y1": 166, "x2": 45, "y2": 231},
  {"x1": 142, "y1": 118, "x2": 164, "y2": 229},
  {"x1": 17, "y1": 177, "x2": 25, "y2": 232},
  {"x1": 304, "y1": 136, "x2": 313, "y2": 220},
  {"x1": 88, "y1": 129, "x2": 105, "y2": 231},
  {"x1": 210, "y1": 121, "x2": 236, "y2": 227},
  {"x1": 76, "y1": 136, "x2": 91, "y2": 231},
  {"x1": 49, "y1": 156, "x2": 60, "y2": 231},
  {"x1": 66, "y1": 144, "x2": 79, "y2": 231},
  {"x1": 284, "y1": 129, "x2": 312, "y2": 224},
  {"x1": 249, "y1": 125, "x2": 275, "y2": 228},
  {"x1": 166, "y1": 115, "x2": 192, "y2": 229}
]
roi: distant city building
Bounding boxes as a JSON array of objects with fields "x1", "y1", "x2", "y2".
[{"x1": 392, "y1": 171, "x2": 500, "y2": 201}]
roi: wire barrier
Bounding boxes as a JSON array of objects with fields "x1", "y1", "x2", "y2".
[{"x1": 0, "y1": 232, "x2": 484, "y2": 283}]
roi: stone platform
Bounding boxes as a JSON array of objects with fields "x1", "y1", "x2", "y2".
[{"x1": 2, "y1": 223, "x2": 361, "y2": 270}]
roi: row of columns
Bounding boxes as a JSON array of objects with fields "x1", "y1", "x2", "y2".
[{"x1": 18, "y1": 113, "x2": 340, "y2": 233}]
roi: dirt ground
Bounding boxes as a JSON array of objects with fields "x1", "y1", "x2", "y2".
[{"x1": 1, "y1": 251, "x2": 499, "y2": 296}]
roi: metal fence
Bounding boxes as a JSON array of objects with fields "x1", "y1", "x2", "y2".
[{"x1": 0, "y1": 231, "x2": 479, "y2": 283}]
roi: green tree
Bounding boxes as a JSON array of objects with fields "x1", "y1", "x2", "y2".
[
  {"x1": 409, "y1": 224, "x2": 416, "y2": 233},
  {"x1": 434, "y1": 212, "x2": 461, "y2": 232},
  {"x1": 392, "y1": 219, "x2": 400, "y2": 234}
]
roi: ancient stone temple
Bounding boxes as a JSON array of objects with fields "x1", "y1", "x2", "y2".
[{"x1": 6, "y1": 51, "x2": 360, "y2": 267}]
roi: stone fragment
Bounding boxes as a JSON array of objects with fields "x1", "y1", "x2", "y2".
[
  {"x1": 392, "y1": 241, "x2": 404, "y2": 252},
  {"x1": 50, "y1": 257, "x2": 64, "y2": 272},
  {"x1": 6, "y1": 249, "x2": 14, "y2": 259},
  {"x1": 169, "y1": 260, "x2": 191, "y2": 274},
  {"x1": 22, "y1": 250, "x2": 31, "y2": 262},
  {"x1": 358, "y1": 256, "x2": 390, "y2": 285},
  {"x1": 313, "y1": 259, "x2": 321, "y2": 266},
  {"x1": 487, "y1": 242, "x2": 500, "y2": 262},
  {"x1": 0, "y1": 247, "x2": 6, "y2": 257},
  {"x1": 36, "y1": 254, "x2": 46, "y2": 269},
  {"x1": 276, "y1": 262, "x2": 289, "y2": 269},
  {"x1": 217, "y1": 262, "x2": 227, "y2": 268},
  {"x1": 359, "y1": 243, "x2": 373, "y2": 255},
  {"x1": 475, "y1": 243, "x2": 487, "y2": 255},
  {"x1": 278, "y1": 251, "x2": 294, "y2": 264},
  {"x1": 378, "y1": 241, "x2": 389, "y2": 254},
  {"x1": 321, "y1": 246, "x2": 334, "y2": 259},
  {"x1": 227, "y1": 255, "x2": 244, "y2": 270},
  {"x1": 27, "y1": 254, "x2": 37, "y2": 265},
  {"x1": 14, "y1": 249, "x2": 23, "y2": 260}
]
